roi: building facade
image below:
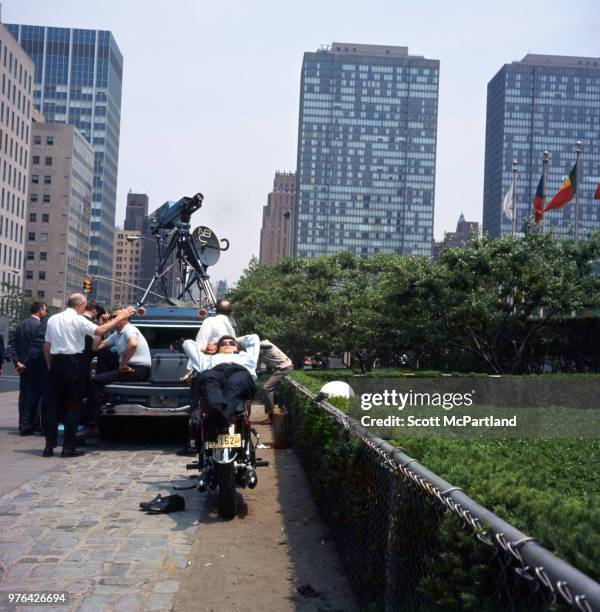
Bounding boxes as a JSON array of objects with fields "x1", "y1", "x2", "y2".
[
  {"x1": 111, "y1": 228, "x2": 141, "y2": 306},
  {"x1": 0, "y1": 22, "x2": 34, "y2": 300},
  {"x1": 124, "y1": 191, "x2": 148, "y2": 232},
  {"x1": 432, "y1": 213, "x2": 479, "y2": 257},
  {"x1": 7, "y1": 23, "x2": 123, "y2": 300},
  {"x1": 24, "y1": 120, "x2": 93, "y2": 308},
  {"x1": 483, "y1": 54, "x2": 600, "y2": 238},
  {"x1": 259, "y1": 171, "x2": 295, "y2": 264},
  {"x1": 294, "y1": 42, "x2": 439, "y2": 258}
]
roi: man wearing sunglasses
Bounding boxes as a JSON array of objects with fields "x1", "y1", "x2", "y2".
[{"x1": 183, "y1": 333, "x2": 260, "y2": 436}]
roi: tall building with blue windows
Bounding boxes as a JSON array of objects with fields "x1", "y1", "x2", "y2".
[
  {"x1": 7, "y1": 24, "x2": 123, "y2": 300},
  {"x1": 483, "y1": 54, "x2": 600, "y2": 239},
  {"x1": 294, "y1": 43, "x2": 439, "y2": 258}
]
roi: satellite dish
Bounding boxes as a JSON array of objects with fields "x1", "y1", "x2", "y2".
[{"x1": 192, "y1": 226, "x2": 221, "y2": 267}]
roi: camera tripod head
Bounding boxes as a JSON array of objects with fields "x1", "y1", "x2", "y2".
[{"x1": 148, "y1": 193, "x2": 204, "y2": 234}]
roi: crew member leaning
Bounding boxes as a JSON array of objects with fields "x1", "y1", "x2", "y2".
[
  {"x1": 256, "y1": 340, "x2": 293, "y2": 424},
  {"x1": 42, "y1": 293, "x2": 134, "y2": 458}
]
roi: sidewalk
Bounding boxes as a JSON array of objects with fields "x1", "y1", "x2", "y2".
[
  {"x1": 0, "y1": 392, "x2": 58, "y2": 497},
  {"x1": 0, "y1": 394, "x2": 355, "y2": 611},
  {"x1": 174, "y1": 423, "x2": 356, "y2": 612}
]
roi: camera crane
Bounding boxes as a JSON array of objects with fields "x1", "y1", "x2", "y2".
[{"x1": 137, "y1": 193, "x2": 229, "y2": 308}]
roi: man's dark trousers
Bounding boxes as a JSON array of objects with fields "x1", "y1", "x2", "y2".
[
  {"x1": 22, "y1": 356, "x2": 46, "y2": 431},
  {"x1": 201, "y1": 364, "x2": 256, "y2": 419},
  {"x1": 88, "y1": 365, "x2": 151, "y2": 420},
  {"x1": 45, "y1": 354, "x2": 84, "y2": 451}
]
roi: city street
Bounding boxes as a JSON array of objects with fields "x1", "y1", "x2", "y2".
[
  {"x1": 0, "y1": 391, "x2": 354, "y2": 611},
  {"x1": 0, "y1": 364, "x2": 20, "y2": 394}
]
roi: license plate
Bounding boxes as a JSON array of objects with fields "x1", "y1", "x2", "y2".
[
  {"x1": 150, "y1": 396, "x2": 178, "y2": 408},
  {"x1": 207, "y1": 433, "x2": 241, "y2": 448}
]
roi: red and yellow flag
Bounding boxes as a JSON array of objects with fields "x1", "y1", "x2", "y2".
[{"x1": 544, "y1": 164, "x2": 577, "y2": 212}]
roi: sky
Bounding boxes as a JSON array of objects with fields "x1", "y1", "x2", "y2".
[{"x1": 3, "y1": 0, "x2": 600, "y2": 285}]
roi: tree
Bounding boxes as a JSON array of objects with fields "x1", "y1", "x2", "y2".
[
  {"x1": 229, "y1": 256, "x2": 338, "y2": 367},
  {"x1": 426, "y1": 231, "x2": 600, "y2": 373},
  {"x1": 228, "y1": 231, "x2": 600, "y2": 374}
]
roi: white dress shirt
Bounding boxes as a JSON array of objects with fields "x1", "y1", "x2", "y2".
[
  {"x1": 45, "y1": 308, "x2": 97, "y2": 355},
  {"x1": 195, "y1": 314, "x2": 235, "y2": 350},
  {"x1": 183, "y1": 334, "x2": 260, "y2": 379}
]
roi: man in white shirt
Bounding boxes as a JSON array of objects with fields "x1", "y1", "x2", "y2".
[
  {"x1": 42, "y1": 294, "x2": 134, "y2": 458},
  {"x1": 183, "y1": 334, "x2": 259, "y2": 439},
  {"x1": 88, "y1": 312, "x2": 152, "y2": 418},
  {"x1": 195, "y1": 299, "x2": 236, "y2": 353}
]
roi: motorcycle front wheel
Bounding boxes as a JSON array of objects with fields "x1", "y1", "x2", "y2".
[{"x1": 216, "y1": 462, "x2": 237, "y2": 520}]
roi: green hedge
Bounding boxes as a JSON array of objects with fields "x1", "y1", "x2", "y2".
[{"x1": 284, "y1": 372, "x2": 600, "y2": 610}]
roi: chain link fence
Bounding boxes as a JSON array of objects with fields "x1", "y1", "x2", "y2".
[{"x1": 280, "y1": 378, "x2": 600, "y2": 612}]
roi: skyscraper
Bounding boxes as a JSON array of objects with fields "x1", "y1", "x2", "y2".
[
  {"x1": 259, "y1": 171, "x2": 295, "y2": 264},
  {"x1": 24, "y1": 119, "x2": 93, "y2": 308},
  {"x1": 7, "y1": 24, "x2": 123, "y2": 300},
  {"x1": 294, "y1": 42, "x2": 439, "y2": 258},
  {"x1": 0, "y1": 22, "x2": 34, "y2": 300},
  {"x1": 124, "y1": 191, "x2": 148, "y2": 232},
  {"x1": 483, "y1": 54, "x2": 600, "y2": 238}
]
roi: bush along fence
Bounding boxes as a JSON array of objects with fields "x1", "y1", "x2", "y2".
[{"x1": 280, "y1": 378, "x2": 600, "y2": 612}]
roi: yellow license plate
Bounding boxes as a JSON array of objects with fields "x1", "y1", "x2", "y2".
[{"x1": 207, "y1": 433, "x2": 242, "y2": 449}]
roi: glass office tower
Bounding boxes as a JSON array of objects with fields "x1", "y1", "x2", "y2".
[
  {"x1": 483, "y1": 54, "x2": 600, "y2": 238},
  {"x1": 294, "y1": 42, "x2": 439, "y2": 258},
  {"x1": 7, "y1": 24, "x2": 123, "y2": 300}
]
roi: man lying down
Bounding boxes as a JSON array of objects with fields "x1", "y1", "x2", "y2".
[{"x1": 182, "y1": 334, "x2": 260, "y2": 439}]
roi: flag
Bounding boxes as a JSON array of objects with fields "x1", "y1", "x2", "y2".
[
  {"x1": 595, "y1": 182, "x2": 600, "y2": 200},
  {"x1": 533, "y1": 174, "x2": 544, "y2": 224},
  {"x1": 545, "y1": 163, "x2": 577, "y2": 212},
  {"x1": 502, "y1": 184, "x2": 514, "y2": 221}
]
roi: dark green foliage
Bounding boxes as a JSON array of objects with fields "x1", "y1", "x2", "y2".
[
  {"x1": 283, "y1": 378, "x2": 597, "y2": 610},
  {"x1": 229, "y1": 232, "x2": 600, "y2": 374}
]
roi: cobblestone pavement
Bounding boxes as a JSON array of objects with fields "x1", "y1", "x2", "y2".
[
  {"x1": 0, "y1": 392, "x2": 200, "y2": 611},
  {"x1": 0, "y1": 447, "x2": 200, "y2": 611},
  {"x1": 0, "y1": 392, "x2": 355, "y2": 612}
]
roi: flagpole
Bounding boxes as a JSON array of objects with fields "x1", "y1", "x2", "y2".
[
  {"x1": 511, "y1": 159, "x2": 518, "y2": 236},
  {"x1": 575, "y1": 140, "x2": 582, "y2": 241},
  {"x1": 542, "y1": 149, "x2": 549, "y2": 234}
]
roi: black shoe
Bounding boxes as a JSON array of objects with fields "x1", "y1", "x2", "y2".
[
  {"x1": 61, "y1": 449, "x2": 85, "y2": 458},
  {"x1": 42, "y1": 447, "x2": 54, "y2": 457},
  {"x1": 139, "y1": 494, "x2": 163, "y2": 510},
  {"x1": 145, "y1": 494, "x2": 185, "y2": 514},
  {"x1": 19, "y1": 428, "x2": 34, "y2": 436}
]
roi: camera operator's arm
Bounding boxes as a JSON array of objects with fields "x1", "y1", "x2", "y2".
[
  {"x1": 94, "y1": 332, "x2": 117, "y2": 353},
  {"x1": 91, "y1": 313, "x2": 111, "y2": 352},
  {"x1": 93, "y1": 307, "x2": 134, "y2": 336}
]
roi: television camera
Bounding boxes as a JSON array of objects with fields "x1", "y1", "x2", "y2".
[{"x1": 138, "y1": 193, "x2": 229, "y2": 308}]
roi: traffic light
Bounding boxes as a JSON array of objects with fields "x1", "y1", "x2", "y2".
[{"x1": 83, "y1": 277, "x2": 93, "y2": 294}]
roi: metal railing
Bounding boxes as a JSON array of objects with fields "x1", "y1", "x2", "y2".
[{"x1": 282, "y1": 378, "x2": 600, "y2": 612}]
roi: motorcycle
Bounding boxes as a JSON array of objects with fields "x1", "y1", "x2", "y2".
[{"x1": 186, "y1": 399, "x2": 262, "y2": 519}]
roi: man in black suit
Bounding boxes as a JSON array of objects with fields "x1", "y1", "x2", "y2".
[{"x1": 14, "y1": 302, "x2": 47, "y2": 435}]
